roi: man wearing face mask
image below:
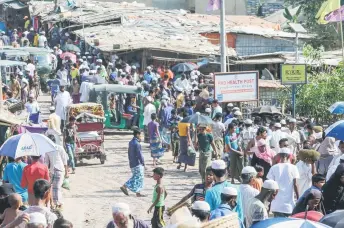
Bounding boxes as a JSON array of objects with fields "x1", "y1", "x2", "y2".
[{"x1": 120, "y1": 129, "x2": 146, "y2": 197}]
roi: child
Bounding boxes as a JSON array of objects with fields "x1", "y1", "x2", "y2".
[
  {"x1": 71, "y1": 78, "x2": 80, "y2": 104},
  {"x1": 251, "y1": 165, "x2": 264, "y2": 191},
  {"x1": 109, "y1": 93, "x2": 117, "y2": 123},
  {"x1": 0, "y1": 193, "x2": 23, "y2": 227},
  {"x1": 171, "y1": 124, "x2": 180, "y2": 163},
  {"x1": 148, "y1": 167, "x2": 167, "y2": 228}
]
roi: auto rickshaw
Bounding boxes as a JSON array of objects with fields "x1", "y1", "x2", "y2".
[
  {"x1": 66, "y1": 102, "x2": 106, "y2": 164},
  {"x1": 89, "y1": 84, "x2": 144, "y2": 130},
  {"x1": 0, "y1": 60, "x2": 27, "y2": 84},
  {"x1": 0, "y1": 50, "x2": 30, "y2": 61}
]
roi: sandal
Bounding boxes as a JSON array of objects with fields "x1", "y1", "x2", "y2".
[
  {"x1": 136, "y1": 193, "x2": 147, "y2": 197},
  {"x1": 120, "y1": 186, "x2": 129, "y2": 196}
]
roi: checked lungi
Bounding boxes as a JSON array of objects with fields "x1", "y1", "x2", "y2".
[{"x1": 51, "y1": 169, "x2": 64, "y2": 205}]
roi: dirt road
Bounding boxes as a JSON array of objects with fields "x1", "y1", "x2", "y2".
[{"x1": 38, "y1": 95, "x2": 201, "y2": 227}]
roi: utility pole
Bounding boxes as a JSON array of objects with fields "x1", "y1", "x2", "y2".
[{"x1": 220, "y1": 0, "x2": 227, "y2": 72}]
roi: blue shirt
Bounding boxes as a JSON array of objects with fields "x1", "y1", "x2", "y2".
[
  {"x1": 210, "y1": 204, "x2": 245, "y2": 228},
  {"x1": 205, "y1": 181, "x2": 243, "y2": 221},
  {"x1": 298, "y1": 186, "x2": 321, "y2": 203},
  {"x1": 160, "y1": 106, "x2": 173, "y2": 128},
  {"x1": 128, "y1": 137, "x2": 145, "y2": 168},
  {"x1": 3, "y1": 162, "x2": 28, "y2": 202},
  {"x1": 47, "y1": 79, "x2": 60, "y2": 96},
  {"x1": 144, "y1": 72, "x2": 153, "y2": 83}
]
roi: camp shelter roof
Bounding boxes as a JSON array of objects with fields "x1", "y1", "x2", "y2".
[{"x1": 0, "y1": 60, "x2": 27, "y2": 67}]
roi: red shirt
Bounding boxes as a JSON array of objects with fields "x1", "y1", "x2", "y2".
[{"x1": 21, "y1": 161, "x2": 50, "y2": 193}]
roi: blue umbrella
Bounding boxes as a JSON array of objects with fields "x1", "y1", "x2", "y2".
[
  {"x1": 0, "y1": 132, "x2": 56, "y2": 158},
  {"x1": 181, "y1": 113, "x2": 213, "y2": 125},
  {"x1": 252, "y1": 218, "x2": 331, "y2": 228},
  {"x1": 325, "y1": 120, "x2": 344, "y2": 141},
  {"x1": 328, "y1": 102, "x2": 344, "y2": 114},
  {"x1": 171, "y1": 63, "x2": 196, "y2": 72}
]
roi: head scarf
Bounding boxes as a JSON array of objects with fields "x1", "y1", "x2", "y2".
[
  {"x1": 292, "y1": 189, "x2": 324, "y2": 215},
  {"x1": 318, "y1": 137, "x2": 337, "y2": 156},
  {"x1": 254, "y1": 139, "x2": 275, "y2": 165}
]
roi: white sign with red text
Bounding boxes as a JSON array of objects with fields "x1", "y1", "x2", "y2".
[{"x1": 214, "y1": 71, "x2": 259, "y2": 102}]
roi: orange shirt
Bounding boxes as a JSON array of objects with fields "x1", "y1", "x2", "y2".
[{"x1": 21, "y1": 161, "x2": 50, "y2": 193}]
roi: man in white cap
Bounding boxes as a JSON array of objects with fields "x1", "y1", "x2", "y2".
[
  {"x1": 106, "y1": 203, "x2": 149, "y2": 228},
  {"x1": 204, "y1": 107, "x2": 211, "y2": 117},
  {"x1": 38, "y1": 31, "x2": 47, "y2": 47},
  {"x1": 239, "y1": 166, "x2": 259, "y2": 221},
  {"x1": 209, "y1": 187, "x2": 239, "y2": 220},
  {"x1": 48, "y1": 106, "x2": 61, "y2": 135},
  {"x1": 288, "y1": 118, "x2": 301, "y2": 154},
  {"x1": 224, "y1": 110, "x2": 241, "y2": 127},
  {"x1": 191, "y1": 201, "x2": 211, "y2": 224},
  {"x1": 96, "y1": 59, "x2": 107, "y2": 79},
  {"x1": 246, "y1": 180, "x2": 279, "y2": 227},
  {"x1": 54, "y1": 81, "x2": 72, "y2": 132},
  {"x1": 270, "y1": 122, "x2": 289, "y2": 153},
  {"x1": 205, "y1": 160, "x2": 243, "y2": 221},
  {"x1": 267, "y1": 148, "x2": 300, "y2": 217},
  {"x1": 144, "y1": 66, "x2": 153, "y2": 83}
]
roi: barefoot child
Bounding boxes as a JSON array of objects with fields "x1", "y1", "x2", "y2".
[
  {"x1": 147, "y1": 167, "x2": 167, "y2": 228},
  {"x1": 0, "y1": 193, "x2": 23, "y2": 227}
]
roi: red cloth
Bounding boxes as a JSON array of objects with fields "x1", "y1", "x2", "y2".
[
  {"x1": 21, "y1": 161, "x2": 50, "y2": 193},
  {"x1": 291, "y1": 211, "x2": 324, "y2": 222}
]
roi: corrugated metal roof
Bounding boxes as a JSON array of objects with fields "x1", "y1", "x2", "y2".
[
  {"x1": 259, "y1": 79, "x2": 284, "y2": 88},
  {"x1": 231, "y1": 57, "x2": 285, "y2": 65}
]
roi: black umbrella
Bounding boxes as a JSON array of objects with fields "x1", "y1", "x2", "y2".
[
  {"x1": 320, "y1": 210, "x2": 344, "y2": 227},
  {"x1": 171, "y1": 63, "x2": 196, "y2": 72},
  {"x1": 252, "y1": 106, "x2": 282, "y2": 115}
]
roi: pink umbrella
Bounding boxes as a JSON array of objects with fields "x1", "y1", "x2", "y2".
[
  {"x1": 60, "y1": 52, "x2": 76, "y2": 63},
  {"x1": 325, "y1": 5, "x2": 344, "y2": 22}
]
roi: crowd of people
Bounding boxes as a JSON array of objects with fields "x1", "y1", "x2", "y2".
[{"x1": 2, "y1": 11, "x2": 344, "y2": 228}]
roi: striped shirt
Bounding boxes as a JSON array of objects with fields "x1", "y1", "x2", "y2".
[{"x1": 239, "y1": 184, "x2": 259, "y2": 219}]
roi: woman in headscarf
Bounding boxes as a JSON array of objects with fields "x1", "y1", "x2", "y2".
[
  {"x1": 251, "y1": 138, "x2": 275, "y2": 180},
  {"x1": 292, "y1": 189, "x2": 325, "y2": 215},
  {"x1": 317, "y1": 137, "x2": 338, "y2": 175},
  {"x1": 323, "y1": 163, "x2": 344, "y2": 214}
]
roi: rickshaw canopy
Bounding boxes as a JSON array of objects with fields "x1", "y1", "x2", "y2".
[
  {"x1": 0, "y1": 50, "x2": 30, "y2": 58},
  {"x1": 67, "y1": 102, "x2": 104, "y2": 119},
  {"x1": 0, "y1": 60, "x2": 27, "y2": 67},
  {"x1": 91, "y1": 84, "x2": 142, "y2": 94}
]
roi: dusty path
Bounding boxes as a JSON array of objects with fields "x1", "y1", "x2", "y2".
[{"x1": 38, "y1": 95, "x2": 202, "y2": 227}]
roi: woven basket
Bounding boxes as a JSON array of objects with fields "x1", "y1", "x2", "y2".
[{"x1": 201, "y1": 213, "x2": 240, "y2": 228}]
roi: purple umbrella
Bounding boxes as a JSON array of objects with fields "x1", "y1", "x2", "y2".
[{"x1": 325, "y1": 5, "x2": 344, "y2": 22}]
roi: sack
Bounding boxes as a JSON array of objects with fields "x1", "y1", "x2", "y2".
[
  {"x1": 187, "y1": 145, "x2": 196, "y2": 157},
  {"x1": 62, "y1": 178, "x2": 70, "y2": 190}
]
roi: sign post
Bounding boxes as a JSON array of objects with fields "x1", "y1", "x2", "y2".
[
  {"x1": 280, "y1": 64, "x2": 307, "y2": 117},
  {"x1": 214, "y1": 71, "x2": 259, "y2": 103}
]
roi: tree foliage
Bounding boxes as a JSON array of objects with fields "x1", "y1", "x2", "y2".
[{"x1": 296, "y1": 45, "x2": 344, "y2": 123}]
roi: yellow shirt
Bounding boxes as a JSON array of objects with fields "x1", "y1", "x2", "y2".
[
  {"x1": 176, "y1": 93, "x2": 184, "y2": 109},
  {"x1": 70, "y1": 69, "x2": 79, "y2": 79},
  {"x1": 24, "y1": 20, "x2": 30, "y2": 29},
  {"x1": 33, "y1": 34, "x2": 39, "y2": 47},
  {"x1": 48, "y1": 113, "x2": 61, "y2": 135},
  {"x1": 178, "y1": 122, "x2": 190, "y2": 137}
]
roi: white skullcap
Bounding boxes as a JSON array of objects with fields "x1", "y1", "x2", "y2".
[
  {"x1": 205, "y1": 108, "x2": 211, "y2": 113},
  {"x1": 18, "y1": 71, "x2": 23, "y2": 76},
  {"x1": 78, "y1": 59, "x2": 83, "y2": 62},
  {"x1": 112, "y1": 203, "x2": 131, "y2": 215},
  {"x1": 263, "y1": 180, "x2": 279, "y2": 190},
  {"x1": 234, "y1": 111, "x2": 242, "y2": 116},
  {"x1": 222, "y1": 187, "x2": 238, "y2": 196},
  {"x1": 280, "y1": 119, "x2": 286, "y2": 125},
  {"x1": 108, "y1": 62, "x2": 113, "y2": 66},
  {"x1": 274, "y1": 123, "x2": 282, "y2": 128},
  {"x1": 244, "y1": 119, "x2": 252, "y2": 124},
  {"x1": 227, "y1": 103, "x2": 234, "y2": 107},
  {"x1": 242, "y1": 166, "x2": 257, "y2": 175},
  {"x1": 191, "y1": 201, "x2": 210, "y2": 211},
  {"x1": 28, "y1": 212, "x2": 47, "y2": 226},
  {"x1": 232, "y1": 107, "x2": 239, "y2": 111},
  {"x1": 131, "y1": 65, "x2": 136, "y2": 69},
  {"x1": 96, "y1": 59, "x2": 102, "y2": 63},
  {"x1": 85, "y1": 52, "x2": 89, "y2": 55},
  {"x1": 49, "y1": 106, "x2": 55, "y2": 111},
  {"x1": 118, "y1": 69, "x2": 123, "y2": 73},
  {"x1": 211, "y1": 160, "x2": 226, "y2": 170},
  {"x1": 195, "y1": 112, "x2": 201, "y2": 115},
  {"x1": 146, "y1": 66, "x2": 152, "y2": 70},
  {"x1": 289, "y1": 118, "x2": 297, "y2": 123},
  {"x1": 279, "y1": 147, "x2": 291, "y2": 154}
]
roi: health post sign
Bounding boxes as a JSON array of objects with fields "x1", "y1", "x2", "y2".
[
  {"x1": 280, "y1": 64, "x2": 307, "y2": 85},
  {"x1": 214, "y1": 71, "x2": 259, "y2": 102}
]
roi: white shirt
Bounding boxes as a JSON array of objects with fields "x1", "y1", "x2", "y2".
[
  {"x1": 54, "y1": 91, "x2": 72, "y2": 120},
  {"x1": 57, "y1": 69, "x2": 69, "y2": 84},
  {"x1": 267, "y1": 163, "x2": 300, "y2": 214},
  {"x1": 239, "y1": 184, "x2": 259, "y2": 223},
  {"x1": 25, "y1": 101, "x2": 40, "y2": 114},
  {"x1": 174, "y1": 78, "x2": 191, "y2": 92},
  {"x1": 26, "y1": 63, "x2": 35, "y2": 76},
  {"x1": 270, "y1": 129, "x2": 290, "y2": 153},
  {"x1": 212, "y1": 106, "x2": 222, "y2": 118},
  {"x1": 44, "y1": 144, "x2": 68, "y2": 173},
  {"x1": 38, "y1": 35, "x2": 47, "y2": 47},
  {"x1": 80, "y1": 82, "x2": 94, "y2": 102},
  {"x1": 143, "y1": 103, "x2": 156, "y2": 126},
  {"x1": 296, "y1": 161, "x2": 312, "y2": 196},
  {"x1": 289, "y1": 130, "x2": 301, "y2": 154},
  {"x1": 48, "y1": 113, "x2": 61, "y2": 135}
]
